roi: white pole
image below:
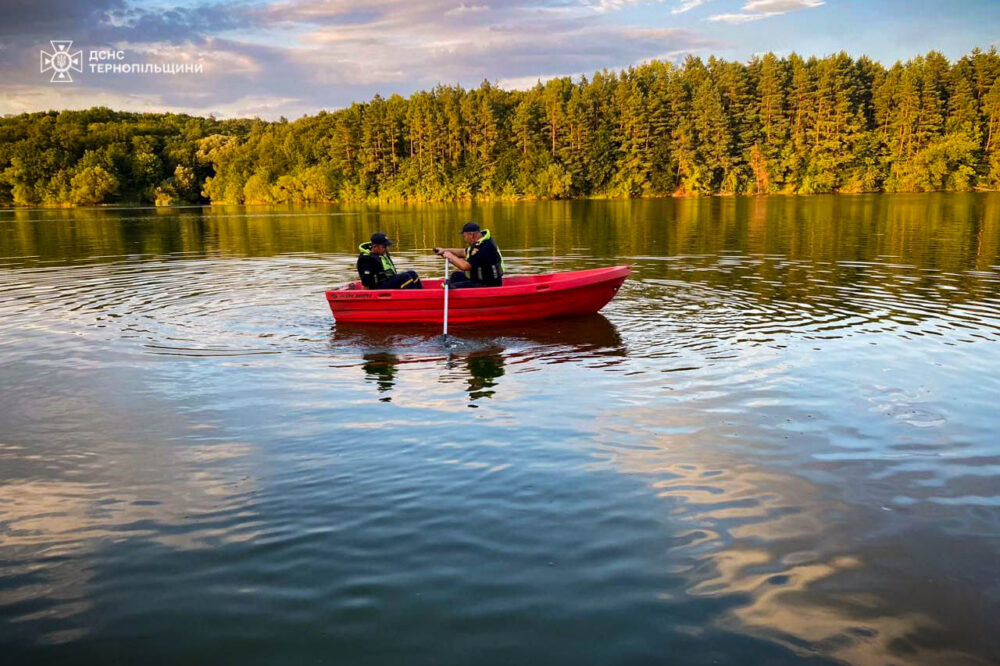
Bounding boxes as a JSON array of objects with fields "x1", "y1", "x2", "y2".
[{"x1": 442, "y1": 257, "x2": 450, "y2": 339}]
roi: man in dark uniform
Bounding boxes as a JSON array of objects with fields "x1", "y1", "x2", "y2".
[
  {"x1": 434, "y1": 222, "x2": 505, "y2": 289},
  {"x1": 357, "y1": 232, "x2": 422, "y2": 289}
]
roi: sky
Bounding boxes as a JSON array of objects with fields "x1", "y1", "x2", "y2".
[{"x1": 2, "y1": 0, "x2": 999, "y2": 119}]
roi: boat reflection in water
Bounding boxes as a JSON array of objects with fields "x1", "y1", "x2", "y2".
[{"x1": 333, "y1": 314, "x2": 626, "y2": 405}]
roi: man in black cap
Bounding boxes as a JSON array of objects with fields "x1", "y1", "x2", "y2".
[
  {"x1": 357, "y1": 232, "x2": 422, "y2": 289},
  {"x1": 434, "y1": 222, "x2": 505, "y2": 289}
]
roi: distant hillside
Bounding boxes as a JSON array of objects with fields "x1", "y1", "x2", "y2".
[{"x1": 3, "y1": 48, "x2": 1000, "y2": 206}]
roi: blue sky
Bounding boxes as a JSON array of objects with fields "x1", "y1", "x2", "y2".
[{"x1": 2, "y1": 0, "x2": 999, "y2": 119}]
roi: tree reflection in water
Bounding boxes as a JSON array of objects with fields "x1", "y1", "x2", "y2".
[
  {"x1": 458, "y1": 348, "x2": 505, "y2": 404},
  {"x1": 362, "y1": 352, "x2": 399, "y2": 402}
]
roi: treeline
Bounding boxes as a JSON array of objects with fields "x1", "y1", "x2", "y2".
[
  {"x1": 0, "y1": 109, "x2": 249, "y2": 206},
  {"x1": 3, "y1": 48, "x2": 1000, "y2": 206}
]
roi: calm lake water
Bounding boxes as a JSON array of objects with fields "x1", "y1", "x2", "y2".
[{"x1": 1, "y1": 195, "x2": 999, "y2": 665}]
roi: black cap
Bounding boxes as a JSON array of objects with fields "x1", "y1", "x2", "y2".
[
  {"x1": 370, "y1": 232, "x2": 394, "y2": 246},
  {"x1": 460, "y1": 222, "x2": 480, "y2": 234}
]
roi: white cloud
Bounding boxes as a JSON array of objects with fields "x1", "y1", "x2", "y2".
[
  {"x1": 444, "y1": 4, "x2": 491, "y2": 16},
  {"x1": 743, "y1": 0, "x2": 823, "y2": 11},
  {"x1": 284, "y1": 2, "x2": 719, "y2": 89},
  {"x1": 590, "y1": 0, "x2": 663, "y2": 12},
  {"x1": 671, "y1": 0, "x2": 714, "y2": 14},
  {"x1": 0, "y1": 83, "x2": 308, "y2": 119},
  {"x1": 708, "y1": 11, "x2": 779, "y2": 22},
  {"x1": 708, "y1": 0, "x2": 822, "y2": 23},
  {"x1": 1, "y1": 0, "x2": 720, "y2": 118},
  {"x1": 498, "y1": 73, "x2": 565, "y2": 90}
]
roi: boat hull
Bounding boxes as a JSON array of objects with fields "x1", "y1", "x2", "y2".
[{"x1": 326, "y1": 265, "x2": 630, "y2": 324}]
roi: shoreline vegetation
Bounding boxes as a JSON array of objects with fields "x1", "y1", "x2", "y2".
[{"x1": 3, "y1": 49, "x2": 1000, "y2": 208}]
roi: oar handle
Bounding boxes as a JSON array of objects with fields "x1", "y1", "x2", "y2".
[{"x1": 442, "y1": 257, "x2": 450, "y2": 338}]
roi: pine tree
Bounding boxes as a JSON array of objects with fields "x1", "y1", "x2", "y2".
[{"x1": 5, "y1": 48, "x2": 1000, "y2": 207}]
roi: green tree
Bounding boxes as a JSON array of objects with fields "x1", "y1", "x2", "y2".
[
  {"x1": 70, "y1": 166, "x2": 119, "y2": 204},
  {"x1": 4, "y1": 48, "x2": 1000, "y2": 206}
]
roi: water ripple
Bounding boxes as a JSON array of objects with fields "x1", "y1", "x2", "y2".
[{"x1": 2, "y1": 198, "x2": 1000, "y2": 665}]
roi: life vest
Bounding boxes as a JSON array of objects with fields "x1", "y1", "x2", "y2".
[
  {"x1": 464, "y1": 229, "x2": 505, "y2": 283},
  {"x1": 358, "y1": 242, "x2": 397, "y2": 287}
]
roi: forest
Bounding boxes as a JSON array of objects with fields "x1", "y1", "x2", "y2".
[{"x1": 2, "y1": 48, "x2": 1000, "y2": 206}]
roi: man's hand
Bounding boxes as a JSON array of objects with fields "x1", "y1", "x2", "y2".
[{"x1": 433, "y1": 247, "x2": 442, "y2": 256}]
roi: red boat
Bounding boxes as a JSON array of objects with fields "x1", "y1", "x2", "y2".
[{"x1": 326, "y1": 265, "x2": 630, "y2": 324}]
